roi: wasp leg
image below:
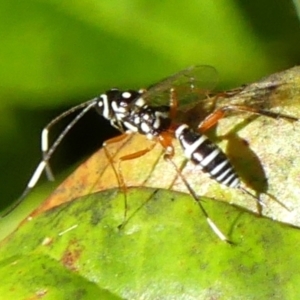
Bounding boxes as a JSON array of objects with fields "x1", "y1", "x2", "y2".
[
  {"x1": 159, "y1": 130, "x2": 231, "y2": 243},
  {"x1": 102, "y1": 133, "x2": 133, "y2": 189},
  {"x1": 164, "y1": 154, "x2": 231, "y2": 243},
  {"x1": 197, "y1": 108, "x2": 227, "y2": 132},
  {"x1": 104, "y1": 134, "x2": 157, "y2": 227}
]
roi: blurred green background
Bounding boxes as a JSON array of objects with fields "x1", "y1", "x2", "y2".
[{"x1": 0, "y1": 0, "x2": 299, "y2": 214}]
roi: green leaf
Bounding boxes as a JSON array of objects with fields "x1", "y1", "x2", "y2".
[
  {"x1": 1, "y1": 188, "x2": 299, "y2": 299},
  {"x1": 2, "y1": 66, "x2": 300, "y2": 243},
  {"x1": 0, "y1": 254, "x2": 121, "y2": 299}
]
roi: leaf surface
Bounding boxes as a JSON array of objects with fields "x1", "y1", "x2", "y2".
[{"x1": 1, "y1": 188, "x2": 300, "y2": 299}]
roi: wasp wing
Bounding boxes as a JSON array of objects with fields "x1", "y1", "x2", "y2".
[
  {"x1": 140, "y1": 65, "x2": 219, "y2": 109},
  {"x1": 180, "y1": 68, "x2": 300, "y2": 129}
]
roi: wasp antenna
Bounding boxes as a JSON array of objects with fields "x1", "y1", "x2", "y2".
[
  {"x1": 42, "y1": 128, "x2": 55, "y2": 181},
  {"x1": 1, "y1": 160, "x2": 48, "y2": 217},
  {"x1": 42, "y1": 98, "x2": 98, "y2": 161},
  {"x1": 1, "y1": 100, "x2": 98, "y2": 218},
  {"x1": 40, "y1": 98, "x2": 99, "y2": 182},
  {"x1": 1, "y1": 187, "x2": 30, "y2": 218},
  {"x1": 37, "y1": 100, "x2": 98, "y2": 186}
]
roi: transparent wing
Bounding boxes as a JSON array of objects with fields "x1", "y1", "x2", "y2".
[
  {"x1": 140, "y1": 65, "x2": 219, "y2": 109},
  {"x1": 178, "y1": 69, "x2": 300, "y2": 129},
  {"x1": 136, "y1": 65, "x2": 298, "y2": 130}
]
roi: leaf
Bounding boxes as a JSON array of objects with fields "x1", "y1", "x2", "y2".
[
  {"x1": 0, "y1": 254, "x2": 121, "y2": 300},
  {"x1": 0, "y1": 188, "x2": 300, "y2": 299},
  {"x1": 29, "y1": 66, "x2": 300, "y2": 229},
  {"x1": 1, "y1": 66, "x2": 300, "y2": 299}
]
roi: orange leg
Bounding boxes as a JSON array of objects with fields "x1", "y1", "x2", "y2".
[
  {"x1": 117, "y1": 141, "x2": 157, "y2": 224},
  {"x1": 103, "y1": 133, "x2": 158, "y2": 223},
  {"x1": 102, "y1": 133, "x2": 131, "y2": 188},
  {"x1": 158, "y1": 131, "x2": 175, "y2": 157},
  {"x1": 197, "y1": 109, "x2": 226, "y2": 132},
  {"x1": 102, "y1": 85, "x2": 181, "y2": 224},
  {"x1": 117, "y1": 142, "x2": 157, "y2": 188}
]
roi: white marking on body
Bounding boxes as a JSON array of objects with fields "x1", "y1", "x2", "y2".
[
  {"x1": 42, "y1": 129, "x2": 49, "y2": 152},
  {"x1": 123, "y1": 121, "x2": 138, "y2": 132},
  {"x1": 135, "y1": 97, "x2": 146, "y2": 107},
  {"x1": 153, "y1": 118, "x2": 161, "y2": 129},
  {"x1": 143, "y1": 114, "x2": 150, "y2": 120},
  {"x1": 184, "y1": 135, "x2": 207, "y2": 159},
  {"x1": 122, "y1": 91, "x2": 131, "y2": 99},
  {"x1": 141, "y1": 122, "x2": 150, "y2": 133},
  {"x1": 100, "y1": 94, "x2": 110, "y2": 119},
  {"x1": 210, "y1": 160, "x2": 228, "y2": 176},
  {"x1": 28, "y1": 161, "x2": 47, "y2": 188},
  {"x1": 215, "y1": 167, "x2": 232, "y2": 182},
  {"x1": 146, "y1": 133, "x2": 155, "y2": 140},
  {"x1": 222, "y1": 173, "x2": 236, "y2": 186},
  {"x1": 115, "y1": 112, "x2": 126, "y2": 119},
  {"x1": 153, "y1": 111, "x2": 168, "y2": 129},
  {"x1": 155, "y1": 111, "x2": 168, "y2": 118},
  {"x1": 175, "y1": 124, "x2": 187, "y2": 139},
  {"x1": 112, "y1": 101, "x2": 126, "y2": 113},
  {"x1": 200, "y1": 148, "x2": 220, "y2": 167},
  {"x1": 134, "y1": 116, "x2": 140, "y2": 124},
  {"x1": 193, "y1": 152, "x2": 204, "y2": 162},
  {"x1": 229, "y1": 177, "x2": 240, "y2": 188}
]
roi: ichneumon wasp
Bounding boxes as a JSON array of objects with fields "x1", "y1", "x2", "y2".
[{"x1": 2, "y1": 65, "x2": 298, "y2": 242}]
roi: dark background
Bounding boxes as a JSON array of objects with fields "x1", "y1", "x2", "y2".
[{"x1": 0, "y1": 0, "x2": 299, "y2": 215}]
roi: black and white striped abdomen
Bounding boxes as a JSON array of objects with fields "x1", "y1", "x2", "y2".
[{"x1": 175, "y1": 124, "x2": 240, "y2": 188}]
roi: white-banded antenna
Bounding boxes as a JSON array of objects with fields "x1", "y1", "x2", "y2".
[{"x1": 1, "y1": 99, "x2": 98, "y2": 217}]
